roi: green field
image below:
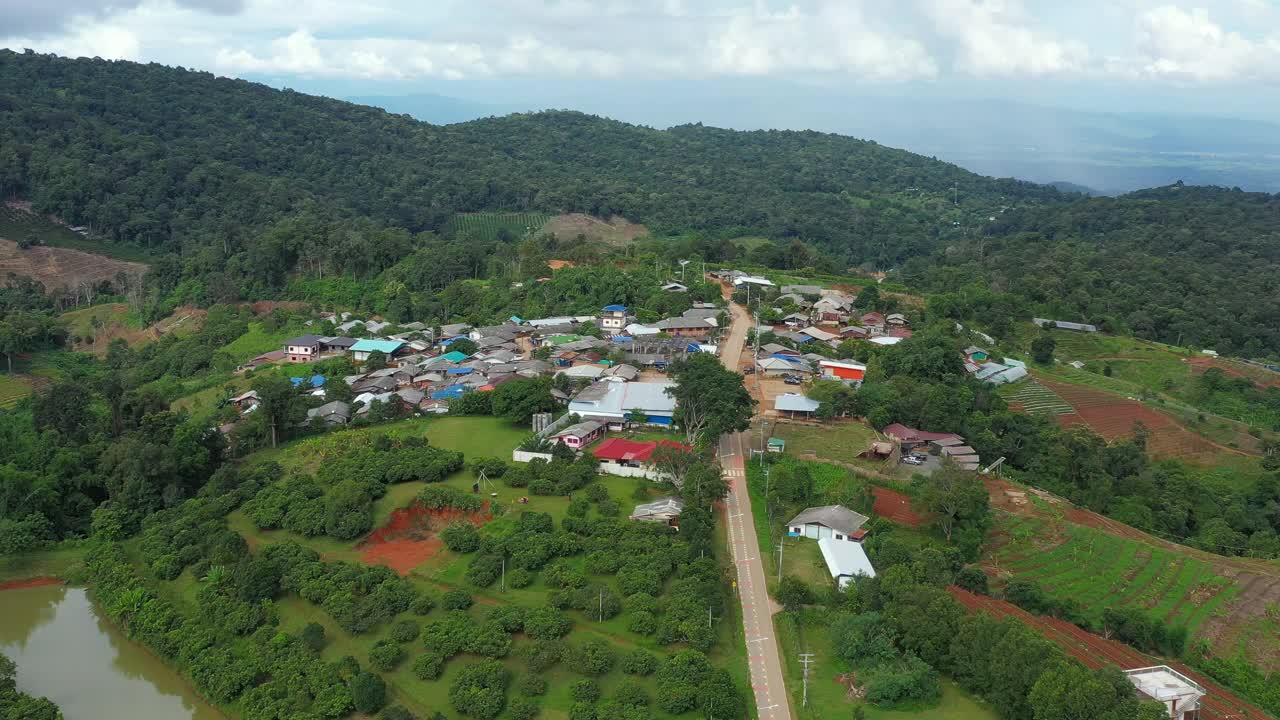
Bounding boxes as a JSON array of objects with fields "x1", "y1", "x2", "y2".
[
  {"x1": 0, "y1": 205, "x2": 152, "y2": 263},
  {"x1": 991, "y1": 516, "x2": 1237, "y2": 637},
  {"x1": 59, "y1": 303, "x2": 143, "y2": 338},
  {"x1": 443, "y1": 212, "x2": 553, "y2": 242},
  {"x1": 768, "y1": 421, "x2": 878, "y2": 466},
  {"x1": 217, "y1": 320, "x2": 301, "y2": 364}
]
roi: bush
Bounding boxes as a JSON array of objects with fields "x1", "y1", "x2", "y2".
[
  {"x1": 448, "y1": 658, "x2": 510, "y2": 720},
  {"x1": 570, "y1": 679, "x2": 600, "y2": 703},
  {"x1": 151, "y1": 553, "x2": 183, "y2": 580},
  {"x1": 612, "y1": 680, "x2": 649, "y2": 707},
  {"x1": 472, "y1": 457, "x2": 509, "y2": 479},
  {"x1": 352, "y1": 671, "x2": 388, "y2": 714},
  {"x1": 441, "y1": 523, "x2": 482, "y2": 553},
  {"x1": 620, "y1": 649, "x2": 658, "y2": 676},
  {"x1": 487, "y1": 606, "x2": 526, "y2": 633},
  {"x1": 302, "y1": 622, "x2": 326, "y2": 652},
  {"x1": 411, "y1": 593, "x2": 437, "y2": 615},
  {"x1": 412, "y1": 652, "x2": 446, "y2": 681},
  {"x1": 507, "y1": 568, "x2": 534, "y2": 588},
  {"x1": 524, "y1": 606, "x2": 572, "y2": 640},
  {"x1": 508, "y1": 696, "x2": 540, "y2": 720},
  {"x1": 370, "y1": 640, "x2": 406, "y2": 671},
  {"x1": 626, "y1": 611, "x2": 656, "y2": 635},
  {"x1": 467, "y1": 554, "x2": 504, "y2": 587},
  {"x1": 585, "y1": 484, "x2": 609, "y2": 503},
  {"x1": 517, "y1": 673, "x2": 548, "y2": 697},
  {"x1": 523, "y1": 639, "x2": 566, "y2": 673},
  {"x1": 863, "y1": 655, "x2": 940, "y2": 706},
  {"x1": 442, "y1": 588, "x2": 473, "y2": 610},
  {"x1": 568, "y1": 703, "x2": 596, "y2": 720},
  {"x1": 390, "y1": 619, "x2": 421, "y2": 643},
  {"x1": 380, "y1": 706, "x2": 415, "y2": 720},
  {"x1": 568, "y1": 639, "x2": 615, "y2": 677},
  {"x1": 956, "y1": 567, "x2": 989, "y2": 595},
  {"x1": 596, "y1": 499, "x2": 620, "y2": 517}
]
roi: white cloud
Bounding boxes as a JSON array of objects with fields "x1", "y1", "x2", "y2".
[
  {"x1": 3, "y1": 22, "x2": 141, "y2": 61},
  {"x1": 1134, "y1": 5, "x2": 1280, "y2": 82},
  {"x1": 214, "y1": 30, "x2": 624, "y2": 79},
  {"x1": 706, "y1": 3, "x2": 938, "y2": 81},
  {"x1": 924, "y1": 0, "x2": 1089, "y2": 76}
]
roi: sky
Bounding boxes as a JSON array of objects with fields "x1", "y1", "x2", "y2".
[{"x1": 3, "y1": 0, "x2": 1280, "y2": 121}]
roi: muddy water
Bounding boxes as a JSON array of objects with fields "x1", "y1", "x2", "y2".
[{"x1": 0, "y1": 584, "x2": 223, "y2": 720}]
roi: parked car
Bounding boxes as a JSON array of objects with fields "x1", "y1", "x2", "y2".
[
  {"x1": 743, "y1": 365, "x2": 756, "y2": 374},
  {"x1": 783, "y1": 375, "x2": 803, "y2": 385},
  {"x1": 900, "y1": 455, "x2": 924, "y2": 466}
]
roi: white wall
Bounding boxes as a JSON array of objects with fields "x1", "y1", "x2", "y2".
[{"x1": 512, "y1": 450, "x2": 554, "y2": 463}]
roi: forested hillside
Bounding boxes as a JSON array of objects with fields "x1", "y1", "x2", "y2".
[
  {"x1": 3, "y1": 51, "x2": 1280, "y2": 356},
  {"x1": 0, "y1": 51, "x2": 1058, "y2": 280},
  {"x1": 906, "y1": 185, "x2": 1280, "y2": 357}
]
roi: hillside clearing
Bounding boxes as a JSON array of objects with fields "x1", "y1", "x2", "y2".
[{"x1": 541, "y1": 213, "x2": 649, "y2": 246}]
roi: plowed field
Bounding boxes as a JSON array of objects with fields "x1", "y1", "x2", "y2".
[{"x1": 359, "y1": 502, "x2": 490, "y2": 576}]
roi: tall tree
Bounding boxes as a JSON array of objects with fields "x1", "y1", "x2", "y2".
[
  {"x1": 251, "y1": 374, "x2": 297, "y2": 449},
  {"x1": 666, "y1": 353, "x2": 754, "y2": 444},
  {"x1": 913, "y1": 458, "x2": 990, "y2": 544}
]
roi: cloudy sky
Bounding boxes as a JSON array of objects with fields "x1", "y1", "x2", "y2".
[{"x1": 3, "y1": 0, "x2": 1280, "y2": 120}]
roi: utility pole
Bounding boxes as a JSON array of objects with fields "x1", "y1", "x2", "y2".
[
  {"x1": 598, "y1": 589, "x2": 604, "y2": 622},
  {"x1": 501, "y1": 557, "x2": 506, "y2": 592},
  {"x1": 799, "y1": 653, "x2": 816, "y2": 707},
  {"x1": 776, "y1": 539, "x2": 785, "y2": 582}
]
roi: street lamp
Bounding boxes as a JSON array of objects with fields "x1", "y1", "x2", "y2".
[{"x1": 678, "y1": 259, "x2": 690, "y2": 282}]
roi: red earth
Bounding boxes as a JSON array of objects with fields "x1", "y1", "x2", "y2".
[
  {"x1": 359, "y1": 502, "x2": 491, "y2": 576},
  {"x1": 871, "y1": 486, "x2": 923, "y2": 528},
  {"x1": 0, "y1": 577, "x2": 62, "y2": 592},
  {"x1": 949, "y1": 586, "x2": 1268, "y2": 720}
]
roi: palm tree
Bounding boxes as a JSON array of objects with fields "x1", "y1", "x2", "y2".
[
  {"x1": 111, "y1": 587, "x2": 148, "y2": 631},
  {"x1": 201, "y1": 565, "x2": 227, "y2": 585}
]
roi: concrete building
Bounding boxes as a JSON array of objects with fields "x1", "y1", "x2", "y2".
[
  {"x1": 787, "y1": 505, "x2": 869, "y2": 542},
  {"x1": 1123, "y1": 666, "x2": 1204, "y2": 719}
]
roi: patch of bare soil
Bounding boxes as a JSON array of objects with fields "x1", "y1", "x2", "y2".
[
  {"x1": 541, "y1": 214, "x2": 649, "y2": 246},
  {"x1": 0, "y1": 238, "x2": 146, "y2": 291}
]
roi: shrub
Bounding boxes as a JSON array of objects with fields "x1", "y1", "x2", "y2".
[
  {"x1": 568, "y1": 702, "x2": 596, "y2": 720},
  {"x1": 517, "y1": 674, "x2": 548, "y2": 696},
  {"x1": 611, "y1": 680, "x2": 649, "y2": 707},
  {"x1": 467, "y1": 554, "x2": 504, "y2": 587},
  {"x1": 523, "y1": 639, "x2": 566, "y2": 673},
  {"x1": 412, "y1": 652, "x2": 446, "y2": 681},
  {"x1": 487, "y1": 606, "x2": 526, "y2": 633},
  {"x1": 448, "y1": 659, "x2": 510, "y2": 720},
  {"x1": 621, "y1": 649, "x2": 657, "y2": 676},
  {"x1": 585, "y1": 484, "x2": 609, "y2": 503},
  {"x1": 151, "y1": 554, "x2": 183, "y2": 580},
  {"x1": 352, "y1": 671, "x2": 388, "y2": 714},
  {"x1": 568, "y1": 639, "x2": 615, "y2": 677},
  {"x1": 380, "y1": 706, "x2": 415, "y2": 720},
  {"x1": 955, "y1": 567, "x2": 989, "y2": 595},
  {"x1": 472, "y1": 457, "x2": 509, "y2": 479},
  {"x1": 596, "y1": 499, "x2": 620, "y2": 517},
  {"x1": 411, "y1": 593, "x2": 436, "y2": 615},
  {"x1": 863, "y1": 655, "x2": 940, "y2": 706},
  {"x1": 441, "y1": 522, "x2": 481, "y2": 553},
  {"x1": 442, "y1": 588, "x2": 473, "y2": 610},
  {"x1": 570, "y1": 679, "x2": 600, "y2": 703},
  {"x1": 301, "y1": 622, "x2": 326, "y2": 652},
  {"x1": 524, "y1": 606, "x2": 572, "y2": 640},
  {"x1": 626, "y1": 611, "x2": 656, "y2": 635},
  {"x1": 390, "y1": 619, "x2": 421, "y2": 643},
  {"x1": 508, "y1": 696, "x2": 540, "y2": 720},
  {"x1": 507, "y1": 568, "x2": 534, "y2": 588},
  {"x1": 370, "y1": 640, "x2": 406, "y2": 671}
]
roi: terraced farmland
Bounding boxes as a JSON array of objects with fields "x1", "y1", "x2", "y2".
[
  {"x1": 1006, "y1": 379, "x2": 1074, "y2": 415},
  {"x1": 442, "y1": 211, "x2": 551, "y2": 242},
  {"x1": 991, "y1": 517, "x2": 1237, "y2": 638},
  {"x1": 0, "y1": 374, "x2": 34, "y2": 409}
]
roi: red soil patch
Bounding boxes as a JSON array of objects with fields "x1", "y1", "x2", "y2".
[
  {"x1": 247, "y1": 300, "x2": 309, "y2": 316},
  {"x1": 871, "y1": 486, "x2": 923, "y2": 528},
  {"x1": 359, "y1": 502, "x2": 492, "y2": 576},
  {"x1": 949, "y1": 587, "x2": 1269, "y2": 720},
  {"x1": 0, "y1": 577, "x2": 62, "y2": 591},
  {"x1": 1188, "y1": 356, "x2": 1280, "y2": 390}
]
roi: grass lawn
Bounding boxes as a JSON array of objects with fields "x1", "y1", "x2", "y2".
[
  {"x1": 60, "y1": 303, "x2": 143, "y2": 337},
  {"x1": 769, "y1": 421, "x2": 878, "y2": 466},
  {"x1": 0, "y1": 543, "x2": 89, "y2": 584}
]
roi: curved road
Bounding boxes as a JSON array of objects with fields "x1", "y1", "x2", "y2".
[{"x1": 718, "y1": 299, "x2": 793, "y2": 720}]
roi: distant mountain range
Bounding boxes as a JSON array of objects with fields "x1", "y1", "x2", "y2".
[{"x1": 350, "y1": 90, "x2": 1280, "y2": 195}]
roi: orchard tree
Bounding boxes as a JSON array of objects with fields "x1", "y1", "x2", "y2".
[{"x1": 913, "y1": 458, "x2": 990, "y2": 544}]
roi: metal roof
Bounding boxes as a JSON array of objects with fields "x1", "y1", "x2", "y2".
[
  {"x1": 350, "y1": 339, "x2": 405, "y2": 354},
  {"x1": 787, "y1": 505, "x2": 870, "y2": 536},
  {"x1": 819, "y1": 537, "x2": 876, "y2": 580},
  {"x1": 774, "y1": 393, "x2": 821, "y2": 413}
]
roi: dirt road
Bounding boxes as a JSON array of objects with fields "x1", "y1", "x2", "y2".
[{"x1": 718, "y1": 298, "x2": 793, "y2": 720}]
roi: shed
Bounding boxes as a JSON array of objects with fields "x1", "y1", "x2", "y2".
[
  {"x1": 630, "y1": 496, "x2": 685, "y2": 524},
  {"x1": 774, "y1": 393, "x2": 821, "y2": 415},
  {"x1": 819, "y1": 537, "x2": 876, "y2": 590}
]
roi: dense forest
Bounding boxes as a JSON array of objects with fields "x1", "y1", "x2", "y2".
[{"x1": 3, "y1": 49, "x2": 1280, "y2": 358}]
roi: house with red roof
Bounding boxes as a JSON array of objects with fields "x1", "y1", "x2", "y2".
[{"x1": 592, "y1": 437, "x2": 694, "y2": 481}]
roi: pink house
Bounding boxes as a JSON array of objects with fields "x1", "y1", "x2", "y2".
[{"x1": 552, "y1": 420, "x2": 606, "y2": 449}]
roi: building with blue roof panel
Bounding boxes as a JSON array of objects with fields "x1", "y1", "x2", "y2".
[{"x1": 350, "y1": 339, "x2": 405, "y2": 363}]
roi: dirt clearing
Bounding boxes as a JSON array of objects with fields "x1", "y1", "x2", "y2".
[
  {"x1": 359, "y1": 502, "x2": 491, "y2": 576},
  {"x1": 541, "y1": 214, "x2": 649, "y2": 246},
  {"x1": 0, "y1": 238, "x2": 147, "y2": 293}
]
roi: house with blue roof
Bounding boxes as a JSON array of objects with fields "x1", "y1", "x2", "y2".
[
  {"x1": 601, "y1": 304, "x2": 630, "y2": 333},
  {"x1": 440, "y1": 350, "x2": 469, "y2": 363},
  {"x1": 290, "y1": 374, "x2": 327, "y2": 389},
  {"x1": 350, "y1": 339, "x2": 406, "y2": 363},
  {"x1": 430, "y1": 385, "x2": 467, "y2": 401}
]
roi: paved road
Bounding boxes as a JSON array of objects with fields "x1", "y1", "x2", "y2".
[{"x1": 718, "y1": 299, "x2": 793, "y2": 720}]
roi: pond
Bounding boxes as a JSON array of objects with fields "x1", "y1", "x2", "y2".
[{"x1": 0, "y1": 583, "x2": 223, "y2": 720}]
